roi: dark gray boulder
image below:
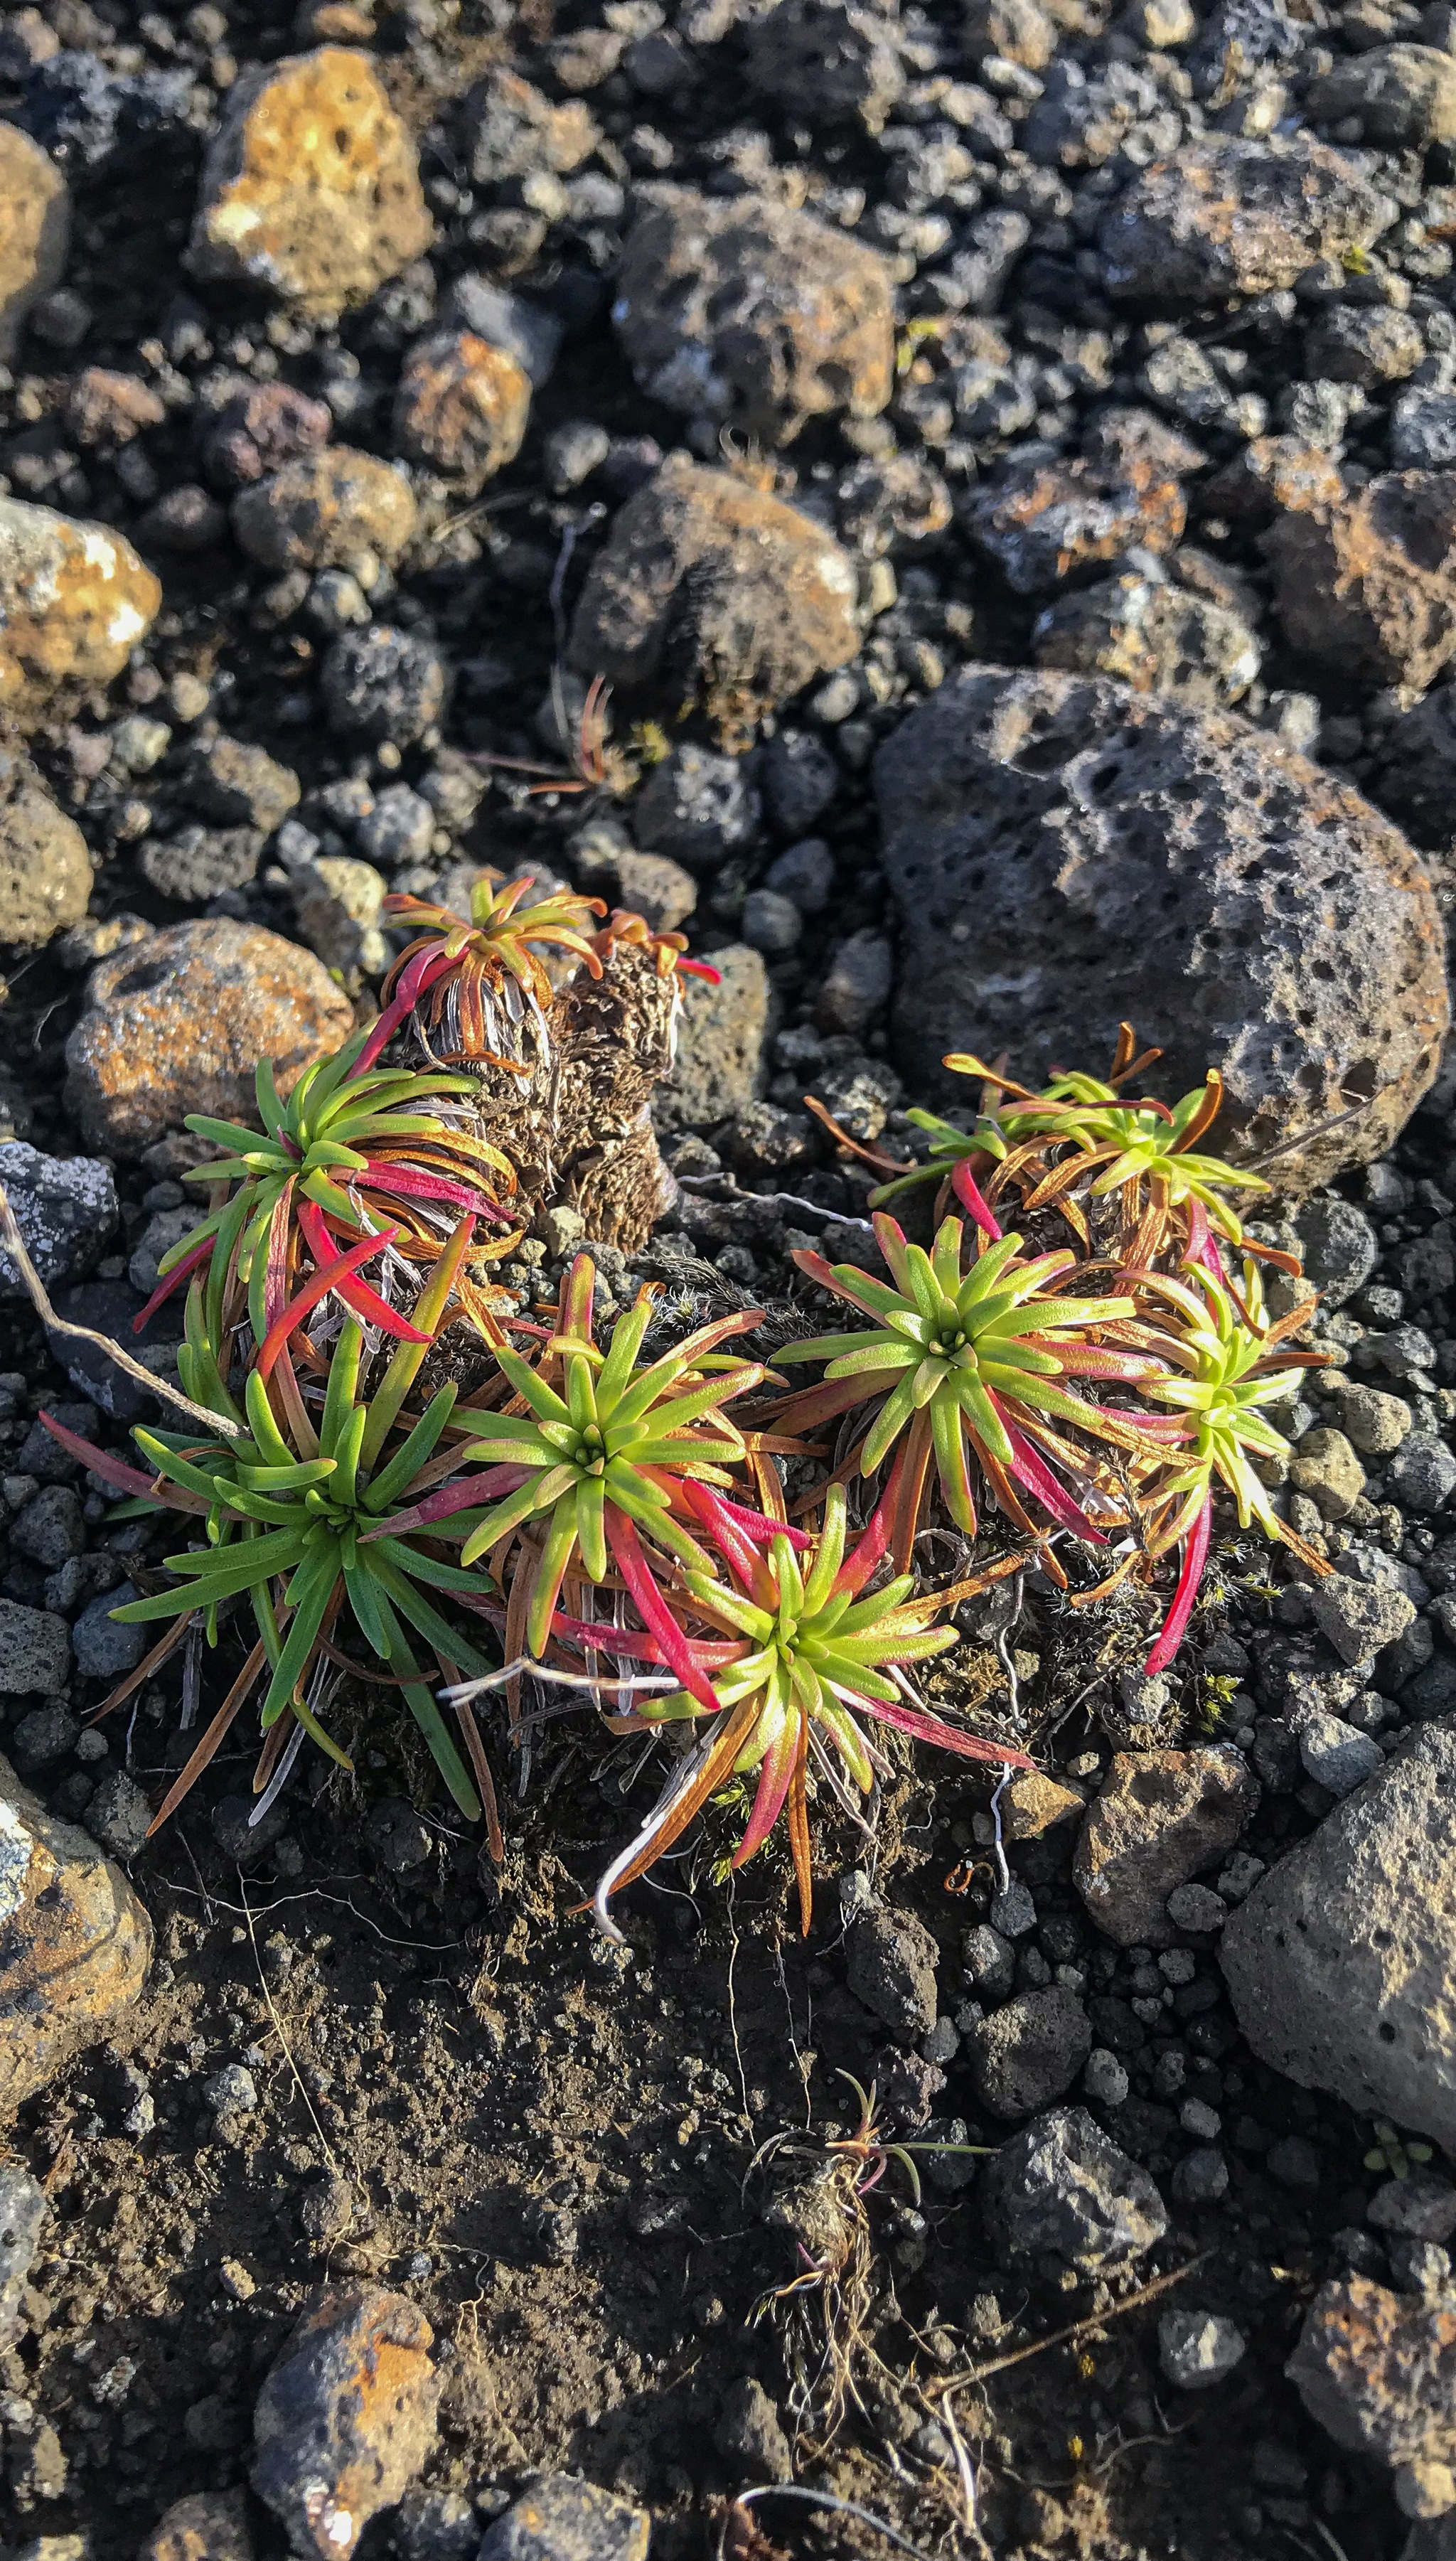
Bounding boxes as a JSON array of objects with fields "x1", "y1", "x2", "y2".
[{"x1": 874, "y1": 667, "x2": 1447, "y2": 1193}]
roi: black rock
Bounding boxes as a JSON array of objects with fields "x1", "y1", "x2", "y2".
[
  {"x1": 633, "y1": 744, "x2": 763, "y2": 874},
  {"x1": 321, "y1": 626, "x2": 448, "y2": 746},
  {"x1": 980, "y1": 2105, "x2": 1169, "y2": 2274},
  {"x1": 875, "y1": 668, "x2": 1447, "y2": 1193},
  {"x1": 21, "y1": 51, "x2": 193, "y2": 176},
  {"x1": 845, "y1": 1904, "x2": 940, "y2": 2040}
]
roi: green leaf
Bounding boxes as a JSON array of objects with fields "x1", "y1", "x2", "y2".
[{"x1": 363, "y1": 1384, "x2": 458, "y2": 1512}]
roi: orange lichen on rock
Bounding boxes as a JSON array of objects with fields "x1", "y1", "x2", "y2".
[
  {"x1": 0, "y1": 496, "x2": 161, "y2": 719},
  {"x1": 188, "y1": 46, "x2": 433, "y2": 313}
]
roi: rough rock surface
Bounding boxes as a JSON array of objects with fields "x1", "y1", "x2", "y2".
[
  {"x1": 459, "y1": 68, "x2": 597, "y2": 185},
  {"x1": 1074, "y1": 1747, "x2": 1258, "y2": 1948},
  {"x1": 845, "y1": 1904, "x2": 939, "y2": 2039},
  {"x1": 0, "y1": 2160, "x2": 46, "y2": 2346},
  {"x1": 479, "y1": 2477, "x2": 651, "y2": 2561},
  {"x1": 0, "y1": 1140, "x2": 116, "y2": 1295},
  {"x1": 64, "y1": 917, "x2": 354, "y2": 1155},
  {"x1": 231, "y1": 447, "x2": 417, "y2": 571},
  {"x1": 1263, "y1": 474, "x2": 1456, "y2": 693},
  {"x1": 612, "y1": 188, "x2": 895, "y2": 443},
  {"x1": 392, "y1": 328, "x2": 531, "y2": 493},
  {"x1": 1160, "y1": 2310, "x2": 1248, "y2": 2392},
  {"x1": 1220, "y1": 1722, "x2": 1456, "y2": 2146},
  {"x1": 1289, "y1": 2277, "x2": 1456, "y2": 2474},
  {"x1": 1098, "y1": 134, "x2": 1395, "y2": 304},
  {"x1": 875, "y1": 667, "x2": 1448, "y2": 1191},
  {"x1": 969, "y1": 409, "x2": 1197, "y2": 595},
  {"x1": 0, "y1": 496, "x2": 161, "y2": 718},
  {"x1": 1032, "y1": 571, "x2": 1260, "y2": 706},
  {"x1": 568, "y1": 456, "x2": 860, "y2": 740},
  {"x1": 139, "y1": 2490, "x2": 255, "y2": 2561},
  {"x1": 658, "y1": 944, "x2": 769, "y2": 1126},
  {"x1": 743, "y1": 0, "x2": 907, "y2": 132},
  {"x1": 0, "y1": 1748, "x2": 151, "y2": 2112},
  {"x1": 252, "y1": 2283, "x2": 440, "y2": 2557},
  {"x1": 0, "y1": 120, "x2": 69, "y2": 364},
  {"x1": 1306, "y1": 44, "x2": 1456, "y2": 146},
  {"x1": 0, "y1": 751, "x2": 92, "y2": 948},
  {"x1": 1200, "y1": 434, "x2": 1345, "y2": 525},
  {"x1": 979, "y1": 2105, "x2": 1169, "y2": 2273},
  {"x1": 966, "y1": 1984, "x2": 1093, "y2": 2117},
  {"x1": 187, "y1": 48, "x2": 432, "y2": 312},
  {"x1": 1377, "y1": 685, "x2": 1456, "y2": 845}
]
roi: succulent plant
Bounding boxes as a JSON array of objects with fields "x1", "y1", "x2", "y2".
[
  {"x1": 46, "y1": 1222, "x2": 499, "y2": 1825},
  {"x1": 1118, "y1": 1257, "x2": 1330, "y2": 1674},
  {"x1": 775, "y1": 1212, "x2": 1162, "y2": 1572},
  {"x1": 136, "y1": 1026, "x2": 515, "y2": 1357},
  {"x1": 361, "y1": 869, "x2": 609, "y2": 1074}
]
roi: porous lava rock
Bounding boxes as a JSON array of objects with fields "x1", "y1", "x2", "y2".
[
  {"x1": 0, "y1": 496, "x2": 160, "y2": 720},
  {"x1": 0, "y1": 121, "x2": 69, "y2": 364},
  {"x1": 252, "y1": 2283, "x2": 439, "y2": 2558},
  {"x1": 1263, "y1": 473, "x2": 1456, "y2": 693},
  {"x1": 63, "y1": 918, "x2": 354, "y2": 1155},
  {"x1": 392, "y1": 328, "x2": 532, "y2": 493},
  {"x1": 1098, "y1": 133, "x2": 1395, "y2": 304},
  {"x1": 1221, "y1": 1719, "x2": 1456, "y2": 2149},
  {"x1": 187, "y1": 47, "x2": 432, "y2": 312},
  {"x1": 231, "y1": 447, "x2": 417, "y2": 571},
  {"x1": 0, "y1": 1749, "x2": 151, "y2": 2112},
  {"x1": 612, "y1": 188, "x2": 895, "y2": 444},
  {"x1": 874, "y1": 667, "x2": 1448, "y2": 1192},
  {"x1": 0, "y1": 751, "x2": 92, "y2": 947},
  {"x1": 568, "y1": 456, "x2": 860, "y2": 742}
]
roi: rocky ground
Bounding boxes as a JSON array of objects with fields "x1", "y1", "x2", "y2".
[{"x1": 14, "y1": 0, "x2": 1456, "y2": 2557}]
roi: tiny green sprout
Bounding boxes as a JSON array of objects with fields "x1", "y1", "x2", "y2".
[{"x1": 1364, "y1": 2120, "x2": 1434, "y2": 2180}]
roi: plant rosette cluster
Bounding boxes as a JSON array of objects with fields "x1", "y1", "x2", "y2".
[
  {"x1": 46, "y1": 1221, "x2": 508, "y2": 1834},
  {"x1": 35, "y1": 970, "x2": 1327, "y2": 1937},
  {"x1": 771, "y1": 1212, "x2": 1163, "y2": 1578}
]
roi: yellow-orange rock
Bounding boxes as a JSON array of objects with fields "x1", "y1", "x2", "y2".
[
  {"x1": 1264, "y1": 471, "x2": 1456, "y2": 693},
  {"x1": 0, "y1": 1749, "x2": 151, "y2": 2114},
  {"x1": 63, "y1": 917, "x2": 355, "y2": 1154},
  {"x1": 392, "y1": 328, "x2": 531, "y2": 493},
  {"x1": 231, "y1": 446, "x2": 417, "y2": 571},
  {"x1": 1199, "y1": 433, "x2": 1347, "y2": 526},
  {"x1": 1002, "y1": 1770, "x2": 1086, "y2": 1842},
  {"x1": 188, "y1": 47, "x2": 432, "y2": 314},
  {"x1": 0, "y1": 122, "x2": 69, "y2": 364},
  {"x1": 139, "y1": 2489, "x2": 255, "y2": 2561},
  {"x1": 0, "y1": 496, "x2": 161, "y2": 720}
]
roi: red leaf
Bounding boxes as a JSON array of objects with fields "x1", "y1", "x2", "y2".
[
  {"x1": 1144, "y1": 1492, "x2": 1212, "y2": 1678},
  {"x1": 35, "y1": 1409, "x2": 159, "y2": 1499},
  {"x1": 606, "y1": 1505, "x2": 722, "y2": 1716},
  {"x1": 839, "y1": 1491, "x2": 892, "y2": 1596},
  {"x1": 256, "y1": 1226, "x2": 403, "y2": 1378},
  {"x1": 360, "y1": 1467, "x2": 529, "y2": 1541},
  {"x1": 335, "y1": 1273, "x2": 434, "y2": 1345},
  {"x1": 1004, "y1": 1426, "x2": 1106, "y2": 1544},
  {"x1": 862, "y1": 1691, "x2": 1034, "y2": 1768},
  {"x1": 950, "y1": 1156, "x2": 1004, "y2": 1240},
  {"x1": 549, "y1": 1608, "x2": 744, "y2": 1669},
  {"x1": 131, "y1": 1236, "x2": 213, "y2": 1335}
]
